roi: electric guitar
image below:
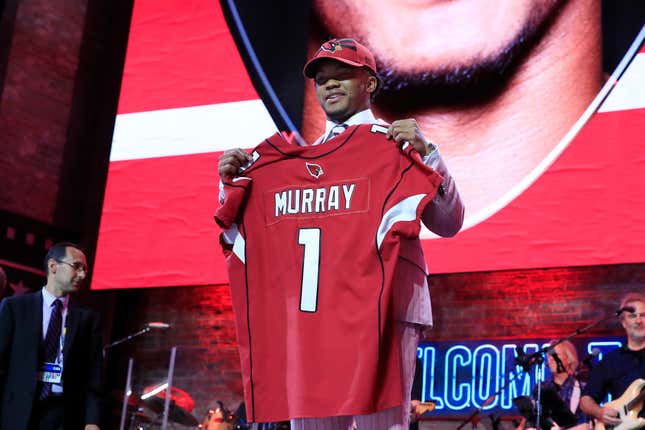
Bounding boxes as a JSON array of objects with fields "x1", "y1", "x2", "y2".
[{"x1": 595, "y1": 378, "x2": 645, "y2": 430}]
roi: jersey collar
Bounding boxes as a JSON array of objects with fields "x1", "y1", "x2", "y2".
[{"x1": 323, "y1": 109, "x2": 378, "y2": 139}]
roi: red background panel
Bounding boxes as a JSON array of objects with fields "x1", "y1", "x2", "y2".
[
  {"x1": 116, "y1": 0, "x2": 258, "y2": 114},
  {"x1": 425, "y1": 108, "x2": 645, "y2": 273},
  {"x1": 92, "y1": 109, "x2": 645, "y2": 289},
  {"x1": 92, "y1": 152, "x2": 227, "y2": 289},
  {"x1": 94, "y1": 0, "x2": 645, "y2": 289}
]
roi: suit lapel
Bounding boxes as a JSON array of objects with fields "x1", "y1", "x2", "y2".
[
  {"x1": 32, "y1": 291, "x2": 43, "y2": 353},
  {"x1": 64, "y1": 304, "x2": 79, "y2": 363}
]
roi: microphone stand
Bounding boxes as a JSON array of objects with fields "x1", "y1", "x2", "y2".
[
  {"x1": 103, "y1": 326, "x2": 153, "y2": 355},
  {"x1": 103, "y1": 325, "x2": 156, "y2": 430},
  {"x1": 457, "y1": 408, "x2": 481, "y2": 430},
  {"x1": 455, "y1": 309, "x2": 619, "y2": 430},
  {"x1": 513, "y1": 309, "x2": 622, "y2": 430},
  {"x1": 456, "y1": 369, "x2": 525, "y2": 430}
]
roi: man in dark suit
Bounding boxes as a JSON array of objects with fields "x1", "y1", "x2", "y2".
[{"x1": 0, "y1": 242, "x2": 103, "y2": 430}]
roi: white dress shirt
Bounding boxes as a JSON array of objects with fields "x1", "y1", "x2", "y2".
[{"x1": 41, "y1": 287, "x2": 69, "y2": 393}]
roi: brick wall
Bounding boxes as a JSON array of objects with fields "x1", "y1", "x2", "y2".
[
  {"x1": 0, "y1": 0, "x2": 131, "y2": 310},
  {"x1": 107, "y1": 263, "x2": 645, "y2": 425},
  {"x1": 0, "y1": 0, "x2": 87, "y2": 223},
  {"x1": 428, "y1": 263, "x2": 645, "y2": 341},
  {"x1": 106, "y1": 284, "x2": 243, "y2": 425}
]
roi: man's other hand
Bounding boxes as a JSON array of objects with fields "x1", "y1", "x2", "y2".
[{"x1": 386, "y1": 118, "x2": 433, "y2": 156}]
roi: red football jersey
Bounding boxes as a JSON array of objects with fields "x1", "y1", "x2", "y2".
[{"x1": 215, "y1": 124, "x2": 442, "y2": 422}]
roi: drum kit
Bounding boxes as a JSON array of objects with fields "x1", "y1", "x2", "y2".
[
  {"x1": 116, "y1": 386, "x2": 198, "y2": 429},
  {"x1": 118, "y1": 389, "x2": 436, "y2": 429},
  {"x1": 116, "y1": 386, "x2": 245, "y2": 429}
]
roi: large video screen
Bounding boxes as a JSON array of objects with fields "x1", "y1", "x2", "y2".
[{"x1": 92, "y1": 0, "x2": 645, "y2": 289}]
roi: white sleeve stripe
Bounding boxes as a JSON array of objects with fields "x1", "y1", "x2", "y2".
[
  {"x1": 233, "y1": 231, "x2": 246, "y2": 263},
  {"x1": 222, "y1": 224, "x2": 246, "y2": 263},
  {"x1": 376, "y1": 194, "x2": 426, "y2": 249}
]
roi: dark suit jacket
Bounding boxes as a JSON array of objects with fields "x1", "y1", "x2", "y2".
[{"x1": 0, "y1": 291, "x2": 103, "y2": 430}]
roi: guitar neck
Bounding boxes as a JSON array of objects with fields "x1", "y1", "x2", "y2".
[{"x1": 625, "y1": 388, "x2": 645, "y2": 412}]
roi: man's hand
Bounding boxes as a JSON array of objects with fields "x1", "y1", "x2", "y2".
[
  {"x1": 218, "y1": 148, "x2": 252, "y2": 180},
  {"x1": 85, "y1": 425, "x2": 100, "y2": 430},
  {"x1": 410, "y1": 399, "x2": 421, "y2": 422},
  {"x1": 386, "y1": 118, "x2": 432, "y2": 156},
  {"x1": 596, "y1": 406, "x2": 622, "y2": 426}
]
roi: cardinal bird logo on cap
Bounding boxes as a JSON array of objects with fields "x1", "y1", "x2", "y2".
[
  {"x1": 319, "y1": 38, "x2": 356, "y2": 54},
  {"x1": 306, "y1": 162, "x2": 324, "y2": 179}
]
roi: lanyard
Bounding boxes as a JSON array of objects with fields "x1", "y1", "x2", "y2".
[{"x1": 56, "y1": 326, "x2": 66, "y2": 365}]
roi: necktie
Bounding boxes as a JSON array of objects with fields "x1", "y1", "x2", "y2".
[
  {"x1": 324, "y1": 123, "x2": 348, "y2": 143},
  {"x1": 39, "y1": 299, "x2": 62, "y2": 400}
]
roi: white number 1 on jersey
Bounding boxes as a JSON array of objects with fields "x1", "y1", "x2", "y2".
[{"x1": 298, "y1": 228, "x2": 321, "y2": 312}]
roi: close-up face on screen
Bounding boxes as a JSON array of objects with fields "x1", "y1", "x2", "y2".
[{"x1": 91, "y1": 0, "x2": 645, "y2": 290}]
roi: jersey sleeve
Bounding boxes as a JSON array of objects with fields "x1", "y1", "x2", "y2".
[
  {"x1": 376, "y1": 146, "x2": 443, "y2": 248},
  {"x1": 214, "y1": 177, "x2": 252, "y2": 229},
  {"x1": 215, "y1": 132, "x2": 294, "y2": 230}
]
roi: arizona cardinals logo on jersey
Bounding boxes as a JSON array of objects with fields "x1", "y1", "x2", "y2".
[{"x1": 306, "y1": 162, "x2": 324, "y2": 179}]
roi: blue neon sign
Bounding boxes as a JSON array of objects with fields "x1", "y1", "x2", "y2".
[{"x1": 416, "y1": 337, "x2": 623, "y2": 417}]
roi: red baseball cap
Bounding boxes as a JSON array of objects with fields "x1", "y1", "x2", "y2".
[{"x1": 303, "y1": 38, "x2": 377, "y2": 78}]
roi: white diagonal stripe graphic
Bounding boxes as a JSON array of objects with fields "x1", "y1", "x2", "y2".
[{"x1": 111, "y1": 99, "x2": 277, "y2": 161}]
